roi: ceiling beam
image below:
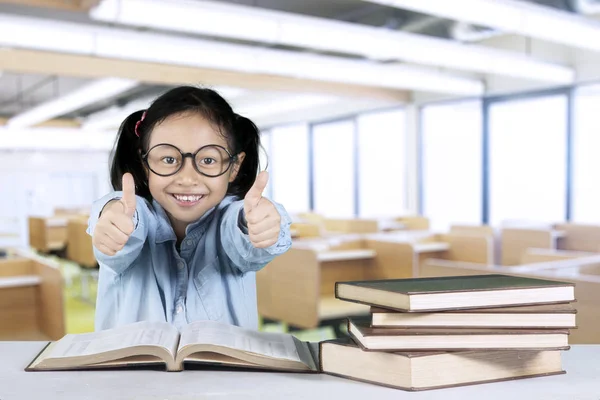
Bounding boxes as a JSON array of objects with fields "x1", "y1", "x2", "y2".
[
  {"x1": 0, "y1": 0, "x2": 100, "y2": 11},
  {"x1": 0, "y1": 116, "x2": 80, "y2": 127},
  {"x1": 363, "y1": 0, "x2": 600, "y2": 52},
  {"x1": 0, "y1": 48, "x2": 409, "y2": 102},
  {"x1": 0, "y1": 13, "x2": 483, "y2": 95},
  {"x1": 89, "y1": 0, "x2": 574, "y2": 84}
]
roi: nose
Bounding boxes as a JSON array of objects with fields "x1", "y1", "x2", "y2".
[{"x1": 175, "y1": 157, "x2": 200, "y2": 186}]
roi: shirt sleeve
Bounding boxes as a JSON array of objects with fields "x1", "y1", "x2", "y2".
[
  {"x1": 86, "y1": 191, "x2": 150, "y2": 275},
  {"x1": 220, "y1": 198, "x2": 292, "y2": 273}
]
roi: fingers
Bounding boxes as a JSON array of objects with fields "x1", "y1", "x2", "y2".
[
  {"x1": 243, "y1": 194, "x2": 282, "y2": 249},
  {"x1": 110, "y1": 212, "x2": 135, "y2": 236},
  {"x1": 95, "y1": 242, "x2": 117, "y2": 257},
  {"x1": 248, "y1": 225, "x2": 280, "y2": 246},
  {"x1": 92, "y1": 199, "x2": 136, "y2": 256},
  {"x1": 247, "y1": 217, "x2": 277, "y2": 236},
  {"x1": 244, "y1": 171, "x2": 269, "y2": 212},
  {"x1": 93, "y1": 217, "x2": 132, "y2": 254},
  {"x1": 245, "y1": 204, "x2": 271, "y2": 225},
  {"x1": 121, "y1": 173, "x2": 137, "y2": 218},
  {"x1": 104, "y1": 223, "x2": 131, "y2": 247}
]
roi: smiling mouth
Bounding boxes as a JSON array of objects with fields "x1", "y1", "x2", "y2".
[{"x1": 171, "y1": 194, "x2": 205, "y2": 204}]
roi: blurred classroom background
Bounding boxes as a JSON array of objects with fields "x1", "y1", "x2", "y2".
[{"x1": 2, "y1": 0, "x2": 600, "y2": 344}]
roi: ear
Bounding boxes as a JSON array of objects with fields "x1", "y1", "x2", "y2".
[{"x1": 229, "y1": 152, "x2": 246, "y2": 183}]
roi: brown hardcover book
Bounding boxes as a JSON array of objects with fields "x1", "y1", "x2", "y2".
[
  {"x1": 347, "y1": 319, "x2": 571, "y2": 351},
  {"x1": 335, "y1": 274, "x2": 575, "y2": 312},
  {"x1": 370, "y1": 303, "x2": 577, "y2": 328},
  {"x1": 26, "y1": 320, "x2": 319, "y2": 372},
  {"x1": 319, "y1": 338, "x2": 565, "y2": 391}
]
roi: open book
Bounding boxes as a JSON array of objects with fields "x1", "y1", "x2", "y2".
[{"x1": 26, "y1": 320, "x2": 319, "y2": 372}]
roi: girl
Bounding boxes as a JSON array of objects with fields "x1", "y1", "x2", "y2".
[{"x1": 87, "y1": 86, "x2": 292, "y2": 332}]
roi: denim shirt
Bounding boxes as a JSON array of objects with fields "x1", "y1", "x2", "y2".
[{"x1": 86, "y1": 191, "x2": 292, "y2": 332}]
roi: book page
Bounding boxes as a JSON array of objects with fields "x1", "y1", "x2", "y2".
[
  {"x1": 179, "y1": 320, "x2": 304, "y2": 363},
  {"x1": 48, "y1": 321, "x2": 180, "y2": 359}
]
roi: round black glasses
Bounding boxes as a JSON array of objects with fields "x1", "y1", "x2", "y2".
[{"x1": 142, "y1": 143, "x2": 236, "y2": 178}]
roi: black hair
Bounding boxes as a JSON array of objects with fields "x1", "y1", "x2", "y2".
[{"x1": 109, "y1": 86, "x2": 262, "y2": 202}]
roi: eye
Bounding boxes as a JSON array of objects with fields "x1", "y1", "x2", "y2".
[
  {"x1": 200, "y1": 157, "x2": 216, "y2": 165},
  {"x1": 161, "y1": 156, "x2": 178, "y2": 165}
]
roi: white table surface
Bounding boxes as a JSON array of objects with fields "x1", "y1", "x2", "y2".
[{"x1": 1, "y1": 342, "x2": 598, "y2": 400}]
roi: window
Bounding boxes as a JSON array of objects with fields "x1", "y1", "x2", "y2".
[
  {"x1": 421, "y1": 100, "x2": 483, "y2": 231},
  {"x1": 269, "y1": 124, "x2": 310, "y2": 214},
  {"x1": 312, "y1": 119, "x2": 355, "y2": 218},
  {"x1": 488, "y1": 95, "x2": 568, "y2": 226},
  {"x1": 572, "y1": 85, "x2": 600, "y2": 223},
  {"x1": 357, "y1": 109, "x2": 406, "y2": 218}
]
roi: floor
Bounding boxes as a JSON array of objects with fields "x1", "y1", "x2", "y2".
[{"x1": 43, "y1": 253, "x2": 338, "y2": 342}]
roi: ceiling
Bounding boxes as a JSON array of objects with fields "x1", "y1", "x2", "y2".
[{"x1": 0, "y1": 0, "x2": 595, "y2": 128}]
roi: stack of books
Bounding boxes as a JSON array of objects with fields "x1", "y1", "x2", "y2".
[{"x1": 320, "y1": 274, "x2": 576, "y2": 391}]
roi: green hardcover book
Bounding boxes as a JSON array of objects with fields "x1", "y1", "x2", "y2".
[{"x1": 335, "y1": 274, "x2": 575, "y2": 312}]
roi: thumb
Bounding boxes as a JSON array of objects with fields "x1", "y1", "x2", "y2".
[
  {"x1": 244, "y1": 171, "x2": 269, "y2": 210},
  {"x1": 120, "y1": 173, "x2": 137, "y2": 218}
]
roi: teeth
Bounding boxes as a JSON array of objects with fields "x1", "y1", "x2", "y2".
[{"x1": 174, "y1": 194, "x2": 202, "y2": 202}]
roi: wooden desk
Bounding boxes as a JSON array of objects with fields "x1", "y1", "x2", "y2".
[
  {"x1": 553, "y1": 223, "x2": 600, "y2": 253},
  {"x1": 257, "y1": 244, "x2": 374, "y2": 330},
  {"x1": 66, "y1": 218, "x2": 96, "y2": 268},
  {"x1": 520, "y1": 248, "x2": 595, "y2": 264},
  {"x1": 1, "y1": 343, "x2": 598, "y2": 399},
  {"x1": 28, "y1": 217, "x2": 68, "y2": 253},
  {"x1": 450, "y1": 224, "x2": 495, "y2": 237},
  {"x1": 290, "y1": 222, "x2": 322, "y2": 238},
  {"x1": 0, "y1": 254, "x2": 65, "y2": 341},
  {"x1": 0, "y1": 275, "x2": 41, "y2": 288},
  {"x1": 501, "y1": 228, "x2": 567, "y2": 266},
  {"x1": 323, "y1": 219, "x2": 380, "y2": 234},
  {"x1": 413, "y1": 242, "x2": 450, "y2": 253},
  {"x1": 363, "y1": 233, "x2": 492, "y2": 279},
  {"x1": 316, "y1": 249, "x2": 376, "y2": 262},
  {"x1": 420, "y1": 255, "x2": 600, "y2": 344}
]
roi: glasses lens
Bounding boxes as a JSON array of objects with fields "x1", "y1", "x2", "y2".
[
  {"x1": 195, "y1": 145, "x2": 231, "y2": 177},
  {"x1": 146, "y1": 145, "x2": 182, "y2": 176}
]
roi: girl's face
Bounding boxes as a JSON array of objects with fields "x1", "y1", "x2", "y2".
[{"x1": 145, "y1": 112, "x2": 244, "y2": 236}]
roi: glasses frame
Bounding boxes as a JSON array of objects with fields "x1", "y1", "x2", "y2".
[{"x1": 142, "y1": 143, "x2": 237, "y2": 178}]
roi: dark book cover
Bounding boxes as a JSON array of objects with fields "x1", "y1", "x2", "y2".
[{"x1": 337, "y1": 274, "x2": 574, "y2": 295}]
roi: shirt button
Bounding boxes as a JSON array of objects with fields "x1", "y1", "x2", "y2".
[
  {"x1": 177, "y1": 261, "x2": 185, "y2": 270},
  {"x1": 176, "y1": 305, "x2": 183, "y2": 314},
  {"x1": 185, "y1": 240, "x2": 193, "y2": 247}
]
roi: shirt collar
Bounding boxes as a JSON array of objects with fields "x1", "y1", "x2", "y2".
[{"x1": 152, "y1": 197, "x2": 236, "y2": 243}]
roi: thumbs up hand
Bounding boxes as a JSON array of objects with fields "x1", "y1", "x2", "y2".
[
  {"x1": 92, "y1": 173, "x2": 137, "y2": 256},
  {"x1": 243, "y1": 171, "x2": 281, "y2": 249}
]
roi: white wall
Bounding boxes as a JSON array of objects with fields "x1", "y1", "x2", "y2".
[{"x1": 0, "y1": 150, "x2": 112, "y2": 248}]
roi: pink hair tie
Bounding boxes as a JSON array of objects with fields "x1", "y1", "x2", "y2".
[{"x1": 134, "y1": 111, "x2": 147, "y2": 138}]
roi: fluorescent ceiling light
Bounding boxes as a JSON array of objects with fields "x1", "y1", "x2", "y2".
[
  {"x1": 0, "y1": 14, "x2": 484, "y2": 95},
  {"x1": 88, "y1": 0, "x2": 574, "y2": 84},
  {"x1": 82, "y1": 85, "x2": 247, "y2": 131},
  {"x1": 81, "y1": 95, "x2": 153, "y2": 131},
  {"x1": 363, "y1": 0, "x2": 600, "y2": 52},
  {"x1": 234, "y1": 94, "x2": 341, "y2": 119},
  {"x1": 254, "y1": 98, "x2": 398, "y2": 128},
  {"x1": 7, "y1": 77, "x2": 138, "y2": 128},
  {"x1": 0, "y1": 127, "x2": 116, "y2": 151}
]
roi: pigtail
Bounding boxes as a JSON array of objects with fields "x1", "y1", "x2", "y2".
[
  {"x1": 109, "y1": 110, "x2": 152, "y2": 201},
  {"x1": 228, "y1": 114, "x2": 261, "y2": 198}
]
